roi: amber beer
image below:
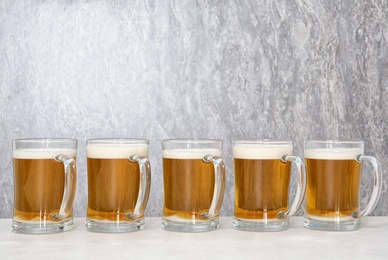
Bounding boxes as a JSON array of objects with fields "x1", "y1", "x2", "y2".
[
  {"x1": 87, "y1": 142, "x2": 149, "y2": 223},
  {"x1": 233, "y1": 144, "x2": 292, "y2": 221},
  {"x1": 162, "y1": 148, "x2": 222, "y2": 222},
  {"x1": 305, "y1": 148, "x2": 362, "y2": 221},
  {"x1": 13, "y1": 148, "x2": 76, "y2": 222}
]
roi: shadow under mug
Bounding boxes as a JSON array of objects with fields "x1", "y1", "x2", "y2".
[
  {"x1": 161, "y1": 139, "x2": 226, "y2": 232},
  {"x1": 304, "y1": 140, "x2": 382, "y2": 231},
  {"x1": 86, "y1": 139, "x2": 151, "y2": 233},
  {"x1": 232, "y1": 140, "x2": 306, "y2": 231},
  {"x1": 12, "y1": 138, "x2": 77, "y2": 234}
]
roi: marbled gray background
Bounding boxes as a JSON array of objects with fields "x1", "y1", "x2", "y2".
[{"x1": 0, "y1": 0, "x2": 387, "y2": 218}]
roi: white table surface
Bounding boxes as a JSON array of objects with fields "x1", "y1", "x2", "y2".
[{"x1": 0, "y1": 217, "x2": 387, "y2": 259}]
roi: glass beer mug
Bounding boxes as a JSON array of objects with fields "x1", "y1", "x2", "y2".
[
  {"x1": 233, "y1": 140, "x2": 306, "y2": 231},
  {"x1": 12, "y1": 138, "x2": 77, "y2": 234},
  {"x1": 161, "y1": 139, "x2": 226, "y2": 232},
  {"x1": 86, "y1": 139, "x2": 151, "y2": 233},
  {"x1": 304, "y1": 140, "x2": 382, "y2": 231}
]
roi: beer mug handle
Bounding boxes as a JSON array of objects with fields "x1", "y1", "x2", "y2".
[
  {"x1": 280, "y1": 155, "x2": 306, "y2": 219},
  {"x1": 358, "y1": 155, "x2": 382, "y2": 217},
  {"x1": 129, "y1": 155, "x2": 151, "y2": 218},
  {"x1": 203, "y1": 155, "x2": 226, "y2": 218},
  {"x1": 54, "y1": 154, "x2": 77, "y2": 219}
]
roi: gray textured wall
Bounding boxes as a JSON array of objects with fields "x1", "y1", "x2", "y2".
[{"x1": 1, "y1": 0, "x2": 387, "y2": 218}]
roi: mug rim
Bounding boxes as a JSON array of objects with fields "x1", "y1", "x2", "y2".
[
  {"x1": 87, "y1": 138, "x2": 149, "y2": 145},
  {"x1": 306, "y1": 139, "x2": 364, "y2": 144},
  {"x1": 162, "y1": 138, "x2": 223, "y2": 151},
  {"x1": 234, "y1": 139, "x2": 292, "y2": 145},
  {"x1": 162, "y1": 138, "x2": 223, "y2": 144},
  {"x1": 13, "y1": 138, "x2": 77, "y2": 144}
]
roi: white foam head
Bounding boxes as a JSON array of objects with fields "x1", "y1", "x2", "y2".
[
  {"x1": 304, "y1": 148, "x2": 363, "y2": 160},
  {"x1": 13, "y1": 148, "x2": 77, "y2": 159},
  {"x1": 87, "y1": 143, "x2": 148, "y2": 159},
  {"x1": 162, "y1": 148, "x2": 222, "y2": 159},
  {"x1": 233, "y1": 143, "x2": 293, "y2": 159}
]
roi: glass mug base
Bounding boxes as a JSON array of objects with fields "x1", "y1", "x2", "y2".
[
  {"x1": 161, "y1": 218, "x2": 219, "y2": 233},
  {"x1": 304, "y1": 216, "x2": 361, "y2": 231},
  {"x1": 12, "y1": 219, "x2": 74, "y2": 234},
  {"x1": 233, "y1": 217, "x2": 289, "y2": 232},
  {"x1": 86, "y1": 218, "x2": 145, "y2": 233}
]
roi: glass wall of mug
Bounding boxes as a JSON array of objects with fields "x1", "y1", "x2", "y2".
[
  {"x1": 161, "y1": 139, "x2": 226, "y2": 232},
  {"x1": 304, "y1": 140, "x2": 382, "y2": 231},
  {"x1": 233, "y1": 140, "x2": 306, "y2": 231},
  {"x1": 86, "y1": 139, "x2": 151, "y2": 233},
  {"x1": 12, "y1": 138, "x2": 78, "y2": 234}
]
